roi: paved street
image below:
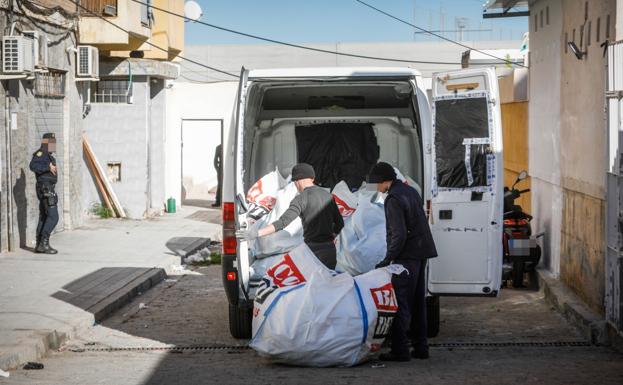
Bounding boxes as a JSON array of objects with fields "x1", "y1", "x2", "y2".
[{"x1": 3, "y1": 262, "x2": 622, "y2": 385}]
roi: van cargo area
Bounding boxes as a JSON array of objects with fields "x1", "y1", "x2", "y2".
[{"x1": 240, "y1": 81, "x2": 424, "y2": 192}]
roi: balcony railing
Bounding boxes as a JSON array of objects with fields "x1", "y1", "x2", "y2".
[{"x1": 80, "y1": 0, "x2": 118, "y2": 16}]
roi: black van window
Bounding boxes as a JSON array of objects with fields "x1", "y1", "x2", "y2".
[{"x1": 434, "y1": 97, "x2": 489, "y2": 188}]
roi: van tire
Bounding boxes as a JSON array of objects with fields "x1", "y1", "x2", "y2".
[
  {"x1": 426, "y1": 295, "x2": 440, "y2": 338},
  {"x1": 229, "y1": 303, "x2": 252, "y2": 339}
]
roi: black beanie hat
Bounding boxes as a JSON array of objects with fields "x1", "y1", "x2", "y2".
[
  {"x1": 368, "y1": 162, "x2": 397, "y2": 183},
  {"x1": 291, "y1": 163, "x2": 315, "y2": 181}
]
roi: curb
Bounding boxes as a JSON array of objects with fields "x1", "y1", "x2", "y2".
[
  {"x1": 0, "y1": 268, "x2": 166, "y2": 371},
  {"x1": 537, "y1": 268, "x2": 623, "y2": 351}
]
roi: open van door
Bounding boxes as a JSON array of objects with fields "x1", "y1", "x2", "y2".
[{"x1": 428, "y1": 67, "x2": 503, "y2": 296}]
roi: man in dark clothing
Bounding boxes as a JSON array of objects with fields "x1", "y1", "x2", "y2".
[
  {"x1": 212, "y1": 144, "x2": 222, "y2": 208},
  {"x1": 369, "y1": 162, "x2": 438, "y2": 362},
  {"x1": 240, "y1": 163, "x2": 344, "y2": 269},
  {"x1": 29, "y1": 133, "x2": 59, "y2": 254}
]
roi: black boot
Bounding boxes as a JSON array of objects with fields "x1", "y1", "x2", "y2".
[
  {"x1": 35, "y1": 236, "x2": 46, "y2": 253},
  {"x1": 41, "y1": 236, "x2": 58, "y2": 254}
]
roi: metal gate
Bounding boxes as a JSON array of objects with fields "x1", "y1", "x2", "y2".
[
  {"x1": 33, "y1": 96, "x2": 64, "y2": 231},
  {"x1": 606, "y1": 41, "x2": 623, "y2": 331}
]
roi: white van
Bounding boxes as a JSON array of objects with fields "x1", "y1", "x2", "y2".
[{"x1": 221, "y1": 67, "x2": 503, "y2": 338}]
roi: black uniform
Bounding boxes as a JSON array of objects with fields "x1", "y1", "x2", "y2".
[
  {"x1": 213, "y1": 144, "x2": 222, "y2": 206},
  {"x1": 271, "y1": 185, "x2": 344, "y2": 268},
  {"x1": 384, "y1": 180, "x2": 437, "y2": 357},
  {"x1": 29, "y1": 148, "x2": 59, "y2": 245}
]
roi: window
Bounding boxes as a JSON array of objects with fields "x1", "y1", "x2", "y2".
[
  {"x1": 91, "y1": 78, "x2": 132, "y2": 104},
  {"x1": 34, "y1": 70, "x2": 65, "y2": 98},
  {"x1": 597, "y1": 17, "x2": 601, "y2": 42},
  {"x1": 546, "y1": 6, "x2": 549, "y2": 25},
  {"x1": 534, "y1": 14, "x2": 538, "y2": 32},
  {"x1": 140, "y1": 0, "x2": 154, "y2": 27},
  {"x1": 435, "y1": 98, "x2": 490, "y2": 188},
  {"x1": 107, "y1": 162, "x2": 121, "y2": 182}
]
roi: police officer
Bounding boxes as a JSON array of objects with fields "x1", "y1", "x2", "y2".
[
  {"x1": 369, "y1": 162, "x2": 438, "y2": 361},
  {"x1": 29, "y1": 133, "x2": 59, "y2": 254},
  {"x1": 239, "y1": 163, "x2": 344, "y2": 269}
]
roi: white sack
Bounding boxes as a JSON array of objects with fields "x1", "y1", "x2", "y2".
[
  {"x1": 335, "y1": 191, "x2": 387, "y2": 276},
  {"x1": 250, "y1": 244, "x2": 402, "y2": 367},
  {"x1": 332, "y1": 181, "x2": 358, "y2": 218},
  {"x1": 249, "y1": 182, "x2": 304, "y2": 257},
  {"x1": 246, "y1": 167, "x2": 287, "y2": 220}
]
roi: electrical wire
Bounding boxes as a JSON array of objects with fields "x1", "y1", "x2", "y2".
[
  {"x1": 354, "y1": 0, "x2": 529, "y2": 68},
  {"x1": 67, "y1": 0, "x2": 239, "y2": 79},
  {"x1": 130, "y1": 0, "x2": 461, "y2": 66}
]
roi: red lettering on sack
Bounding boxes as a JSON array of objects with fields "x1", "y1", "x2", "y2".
[
  {"x1": 247, "y1": 179, "x2": 263, "y2": 203},
  {"x1": 266, "y1": 253, "x2": 306, "y2": 288},
  {"x1": 370, "y1": 283, "x2": 398, "y2": 312},
  {"x1": 247, "y1": 180, "x2": 277, "y2": 211},
  {"x1": 332, "y1": 194, "x2": 356, "y2": 217},
  {"x1": 253, "y1": 307, "x2": 260, "y2": 317}
]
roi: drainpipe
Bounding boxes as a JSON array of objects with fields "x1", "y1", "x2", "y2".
[{"x1": 4, "y1": 90, "x2": 14, "y2": 251}]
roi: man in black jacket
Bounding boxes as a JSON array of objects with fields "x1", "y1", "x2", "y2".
[
  {"x1": 239, "y1": 163, "x2": 344, "y2": 269},
  {"x1": 369, "y1": 162, "x2": 438, "y2": 361},
  {"x1": 212, "y1": 144, "x2": 222, "y2": 208},
  {"x1": 29, "y1": 133, "x2": 59, "y2": 254}
]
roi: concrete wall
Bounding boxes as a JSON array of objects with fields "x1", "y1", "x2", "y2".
[
  {"x1": 0, "y1": 4, "x2": 85, "y2": 252},
  {"x1": 529, "y1": 0, "x2": 564, "y2": 277},
  {"x1": 79, "y1": 0, "x2": 150, "y2": 49},
  {"x1": 165, "y1": 82, "x2": 238, "y2": 208},
  {"x1": 558, "y1": 0, "x2": 616, "y2": 315}
]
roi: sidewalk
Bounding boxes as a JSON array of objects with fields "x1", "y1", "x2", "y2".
[{"x1": 0, "y1": 206, "x2": 221, "y2": 371}]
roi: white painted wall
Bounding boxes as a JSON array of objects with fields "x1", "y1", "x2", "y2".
[
  {"x1": 528, "y1": 0, "x2": 563, "y2": 277},
  {"x1": 165, "y1": 81, "x2": 238, "y2": 208},
  {"x1": 182, "y1": 120, "x2": 222, "y2": 201}
]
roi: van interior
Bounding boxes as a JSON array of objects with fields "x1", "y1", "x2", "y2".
[{"x1": 241, "y1": 80, "x2": 424, "y2": 193}]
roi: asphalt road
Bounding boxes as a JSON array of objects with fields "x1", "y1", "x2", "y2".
[{"x1": 4, "y1": 266, "x2": 623, "y2": 385}]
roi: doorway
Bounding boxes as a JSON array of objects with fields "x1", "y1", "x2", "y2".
[{"x1": 181, "y1": 119, "x2": 223, "y2": 207}]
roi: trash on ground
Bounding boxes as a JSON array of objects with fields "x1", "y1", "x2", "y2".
[
  {"x1": 0, "y1": 369, "x2": 9, "y2": 377},
  {"x1": 371, "y1": 362, "x2": 386, "y2": 368},
  {"x1": 138, "y1": 302, "x2": 148, "y2": 310},
  {"x1": 250, "y1": 243, "x2": 404, "y2": 367},
  {"x1": 23, "y1": 362, "x2": 44, "y2": 370},
  {"x1": 185, "y1": 247, "x2": 212, "y2": 264}
]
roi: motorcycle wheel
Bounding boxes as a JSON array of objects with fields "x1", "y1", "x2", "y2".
[{"x1": 512, "y1": 260, "x2": 525, "y2": 288}]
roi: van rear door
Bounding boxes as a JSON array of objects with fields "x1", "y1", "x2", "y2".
[
  {"x1": 428, "y1": 67, "x2": 503, "y2": 296},
  {"x1": 234, "y1": 68, "x2": 251, "y2": 301}
]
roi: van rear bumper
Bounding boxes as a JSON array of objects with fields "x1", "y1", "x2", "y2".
[{"x1": 221, "y1": 253, "x2": 239, "y2": 304}]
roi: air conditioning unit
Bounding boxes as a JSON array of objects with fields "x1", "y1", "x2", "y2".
[
  {"x1": 76, "y1": 45, "x2": 99, "y2": 79},
  {"x1": 2, "y1": 36, "x2": 35, "y2": 74},
  {"x1": 23, "y1": 31, "x2": 49, "y2": 69}
]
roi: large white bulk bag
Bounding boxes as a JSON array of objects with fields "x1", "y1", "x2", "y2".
[
  {"x1": 249, "y1": 182, "x2": 304, "y2": 257},
  {"x1": 250, "y1": 243, "x2": 403, "y2": 367},
  {"x1": 246, "y1": 167, "x2": 288, "y2": 220},
  {"x1": 331, "y1": 181, "x2": 358, "y2": 218},
  {"x1": 335, "y1": 191, "x2": 387, "y2": 275}
]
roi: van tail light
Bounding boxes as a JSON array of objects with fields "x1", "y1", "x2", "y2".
[
  {"x1": 226, "y1": 271, "x2": 237, "y2": 281},
  {"x1": 222, "y1": 202, "x2": 237, "y2": 255}
]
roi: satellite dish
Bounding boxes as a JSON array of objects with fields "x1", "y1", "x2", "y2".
[{"x1": 184, "y1": 1, "x2": 203, "y2": 22}]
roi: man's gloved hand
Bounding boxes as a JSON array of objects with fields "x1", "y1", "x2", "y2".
[
  {"x1": 375, "y1": 258, "x2": 391, "y2": 269},
  {"x1": 235, "y1": 227, "x2": 259, "y2": 242}
]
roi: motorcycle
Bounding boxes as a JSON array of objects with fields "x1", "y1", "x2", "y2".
[{"x1": 502, "y1": 170, "x2": 543, "y2": 288}]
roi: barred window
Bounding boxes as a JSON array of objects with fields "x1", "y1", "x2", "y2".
[
  {"x1": 34, "y1": 71, "x2": 66, "y2": 98},
  {"x1": 91, "y1": 78, "x2": 133, "y2": 104}
]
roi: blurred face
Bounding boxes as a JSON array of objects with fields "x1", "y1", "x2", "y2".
[
  {"x1": 42, "y1": 139, "x2": 56, "y2": 153},
  {"x1": 376, "y1": 180, "x2": 392, "y2": 193}
]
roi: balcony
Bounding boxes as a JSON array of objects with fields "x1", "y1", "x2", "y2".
[
  {"x1": 79, "y1": 0, "x2": 151, "y2": 49},
  {"x1": 80, "y1": 0, "x2": 118, "y2": 16}
]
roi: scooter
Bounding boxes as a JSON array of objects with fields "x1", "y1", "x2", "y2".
[{"x1": 502, "y1": 170, "x2": 543, "y2": 288}]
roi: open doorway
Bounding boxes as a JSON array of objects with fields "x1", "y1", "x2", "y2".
[{"x1": 181, "y1": 119, "x2": 223, "y2": 208}]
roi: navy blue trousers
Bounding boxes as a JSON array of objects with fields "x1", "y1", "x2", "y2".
[
  {"x1": 390, "y1": 259, "x2": 428, "y2": 356},
  {"x1": 36, "y1": 182, "x2": 59, "y2": 239}
]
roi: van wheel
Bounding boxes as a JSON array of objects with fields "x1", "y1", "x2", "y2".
[
  {"x1": 426, "y1": 295, "x2": 440, "y2": 338},
  {"x1": 229, "y1": 303, "x2": 252, "y2": 339}
]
